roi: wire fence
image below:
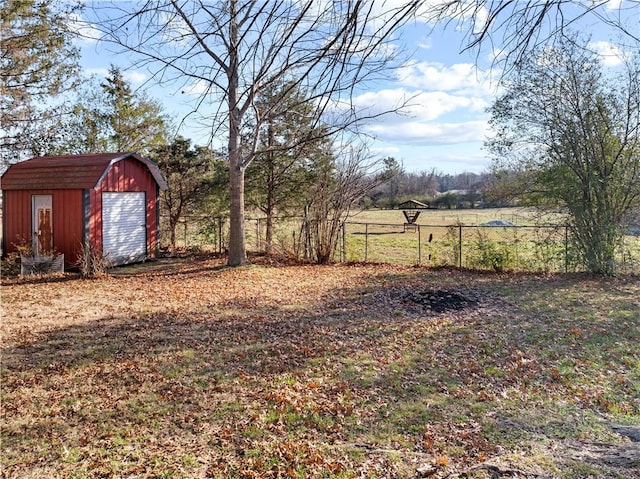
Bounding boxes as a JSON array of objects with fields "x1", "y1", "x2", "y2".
[
  {"x1": 161, "y1": 215, "x2": 305, "y2": 256},
  {"x1": 341, "y1": 222, "x2": 567, "y2": 271},
  {"x1": 160, "y1": 215, "x2": 640, "y2": 273}
]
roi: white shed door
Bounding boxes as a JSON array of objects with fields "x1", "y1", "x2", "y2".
[{"x1": 102, "y1": 192, "x2": 146, "y2": 265}]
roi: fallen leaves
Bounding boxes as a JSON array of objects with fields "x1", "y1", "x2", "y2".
[{"x1": 1, "y1": 258, "x2": 639, "y2": 478}]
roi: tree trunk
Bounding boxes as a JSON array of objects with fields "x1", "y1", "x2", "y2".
[
  {"x1": 226, "y1": 0, "x2": 247, "y2": 266},
  {"x1": 228, "y1": 160, "x2": 247, "y2": 265},
  {"x1": 265, "y1": 141, "x2": 275, "y2": 255}
]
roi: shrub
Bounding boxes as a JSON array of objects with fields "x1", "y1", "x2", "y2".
[
  {"x1": 469, "y1": 230, "x2": 514, "y2": 272},
  {"x1": 76, "y1": 241, "x2": 108, "y2": 278}
]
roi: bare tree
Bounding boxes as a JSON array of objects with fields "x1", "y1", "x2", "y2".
[
  {"x1": 426, "y1": 1, "x2": 640, "y2": 70},
  {"x1": 304, "y1": 142, "x2": 399, "y2": 263},
  {"x1": 90, "y1": 0, "x2": 418, "y2": 265}
]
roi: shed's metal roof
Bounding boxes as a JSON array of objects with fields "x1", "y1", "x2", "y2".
[{"x1": 0, "y1": 153, "x2": 168, "y2": 190}]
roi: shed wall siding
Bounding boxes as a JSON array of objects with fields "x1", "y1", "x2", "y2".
[{"x1": 2, "y1": 189, "x2": 83, "y2": 266}]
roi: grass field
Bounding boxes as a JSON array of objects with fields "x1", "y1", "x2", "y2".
[
  {"x1": 163, "y1": 208, "x2": 545, "y2": 249},
  {"x1": 345, "y1": 207, "x2": 547, "y2": 227},
  {"x1": 341, "y1": 209, "x2": 639, "y2": 273},
  {"x1": 2, "y1": 257, "x2": 639, "y2": 478}
]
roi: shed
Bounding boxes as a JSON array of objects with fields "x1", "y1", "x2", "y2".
[{"x1": 1, "y1": 152, "x2": 168, "y2": 268}]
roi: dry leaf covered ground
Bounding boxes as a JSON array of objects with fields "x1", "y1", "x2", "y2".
[{"x1": 1, "y1": 256, "x2": 639, "y2": 478}]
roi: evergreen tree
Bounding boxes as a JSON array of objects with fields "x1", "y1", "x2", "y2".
[
  {"x1": 100, "y1": 66, "x2": 169, "y2": 155},
  {"x1": 60, "y1": 67, "x2": 170, "y2": 155},
  {"x1": 153, "y1": 137, "x2": 227, "y2": 248},
  {"x1": 0, "y1": 0, "x2": 80, "y2": 163},
  {"x1": 246, "y1": 82, "x2": 330, "y2": 254}
]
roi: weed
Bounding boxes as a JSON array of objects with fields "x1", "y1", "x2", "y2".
[
  {"x1": 468, "y1": 229, "x2": 514, "y2": 272},
  {"x1": 76, "y1": 241, "x2": 109, "y2": 277}
]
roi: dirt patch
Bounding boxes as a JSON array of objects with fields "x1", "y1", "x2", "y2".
[
  {"x1": 566, "y1": 441, "x2": 640, "y2": 469},
  {"x1": 568, "y1": 424, "x2": 640, "y2": 469},
  {"x1": 402, "y1": 289, "x2": 481, "y2": 313}
]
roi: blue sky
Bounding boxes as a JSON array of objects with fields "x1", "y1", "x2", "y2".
[{"x1": 74, "y1": 1, "x2": 638, "y2": 174}]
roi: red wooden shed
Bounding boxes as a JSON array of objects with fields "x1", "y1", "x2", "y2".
[{"x1": 1, "y1": 152, "x2": 168, "y2": 268}]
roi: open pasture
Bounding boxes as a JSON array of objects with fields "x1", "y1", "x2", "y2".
[
  {"x1": 342, "y1": 209, "x2": 639, "y2": 273},
  {"x1": 346, "y1": 207, "x2": 547, "y2": 227},
  {"x1": 342, "y1": 208, "x2": 566, "y2": 270},
  {"x1": 163, "y1": 208, "x2": 640, "y2": 273}
]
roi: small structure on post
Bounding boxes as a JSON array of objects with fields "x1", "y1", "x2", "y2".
[{"x1": 398, "y1": 199, "x2": 429, "y2": 231}]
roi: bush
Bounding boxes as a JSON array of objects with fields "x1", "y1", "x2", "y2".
[
  {"x1": 1, "y1": 252, "x2": 22, "y2": 277},
  {"x1": 76, "y1": 241, "x2": 108, "y2": 277},
  {"x1": 1, "y1": 238, "x2": 33, "y2": 277},
  {"x1": 469, "y1": 230, "x2": 514, "y2": 272}
]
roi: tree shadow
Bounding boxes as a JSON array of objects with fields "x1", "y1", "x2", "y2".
[{"x1": 2, "y1": 268, "x2": 638, "y2": 477}]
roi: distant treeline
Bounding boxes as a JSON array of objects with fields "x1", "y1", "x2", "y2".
[{"x1": 364, "y1": 169, "x2": 511, "y2": 209}]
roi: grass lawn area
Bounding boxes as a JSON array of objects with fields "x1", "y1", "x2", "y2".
[{"x1": 2, "y1": 257, "x2": 639, "y2": 478}]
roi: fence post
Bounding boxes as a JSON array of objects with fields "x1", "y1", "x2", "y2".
[
  {"x1": 458, "y1": 225, "x2": 463, "y2": 268},
  {"x1": 564, "y1": 224, "x2": 569, "y2": 273},
  {"x1": 341, "y1": 222, "x2": 346, "y2": 262},
  {"x1": 256, "y1": 218, "x2": 261, "y2": 251},
  {"x1": 417, "y1": 224, "x2": 421, "y2": 264},
  {"x1": 365, "y1": 223, "x2": 368, "y2": 261},
  {"x1": 184, "y1": 218, "x2": 188, "y2": 247}
]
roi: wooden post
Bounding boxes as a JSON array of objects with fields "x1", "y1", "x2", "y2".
[
  {"x1": 256, "y1": 218, "x2": 261, "y2": 251},
  {"x1": 417, "y1": 224, "x2": 421, "y2": 264},
  {"x1": 341, "y1": 222, "x2": 346, "y2": 262},
  {"x1": 458, "y1": 225, "x2": 463, "y2": 268},
  {"x1": 184, "y1": 218, "x2": 188, "y2": 247},
  {"x1": 365, "y1": 223, "x2": 368, "y2": 261}
]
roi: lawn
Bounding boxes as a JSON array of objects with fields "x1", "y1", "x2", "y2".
[{"x1": 1, "y1": 257, "x2": 639, "y2": 478}]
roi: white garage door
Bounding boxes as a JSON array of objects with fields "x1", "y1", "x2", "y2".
[{"x1": 103, "y1": 192, "x2": 147, "y2": 265}]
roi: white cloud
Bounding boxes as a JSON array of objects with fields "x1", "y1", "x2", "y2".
[
  {"x1": 344, "y1": 57, "x2": 496, "y2": 163},
  {"x1": 589, "y1": 40, "x2": 627, "y2": 67},
  {"x1": 182, "y1": 79, "x2": 211, "y2": 96},
  {"x1": 396, "y1": 61, "x2": 496, "y2": 96},
  {"x1": 417, "y1": 37, "x2": 433, "y2": 50},
  {"x1": 605, "y1": 0, "x2": 624, "y2": 10},
  {"x1": 371, "y1": 145, "x2": 401, "y2": 157},
  {"x1": 67, "y1": 13, "x2": 102, "y2": 44},
  {"x1": 366, "y1": 120, "x2": 488, "y2": 146},
  {"x1": 124, "y1": 71, "x2": 148, "y2": 85},
  {"x1": 405, "y1": 91, "x2": 488, "y2": 119},
  {"x1": 347, "y1": 88, "x2": 488, "y2": 124},
  {"x1": 82, "y1": 67, "x2": 147, "y2": 85}
]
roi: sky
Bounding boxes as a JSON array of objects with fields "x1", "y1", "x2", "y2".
[{"x1": 75, "y1": 1, "x2": 639, "y2": 175}]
